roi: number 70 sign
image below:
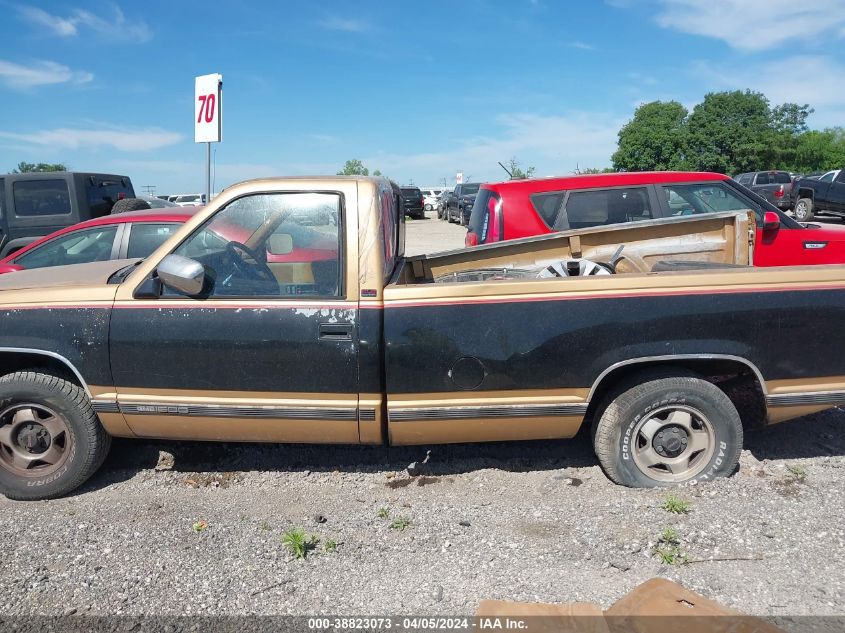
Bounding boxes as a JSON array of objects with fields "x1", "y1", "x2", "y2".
[{"x1": 195, "y1": 73, "x2": 222, "y2": 143}]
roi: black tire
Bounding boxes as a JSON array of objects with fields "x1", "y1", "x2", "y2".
[
  {"x1": 794, "y1": 197, "x2": 814, "y2": 222},
  {"x1": 459, "y1": 211, "x2": 467, "y2": 226},
  {"x1": 111, "y1": 197, "x2": 151, "y2": 214},
  {"x1": 0, "y1": 371, "x2": 111, "y2": 500},
  {"x1": 592, "y1": 370, "x2": 742, "y2": 488}
]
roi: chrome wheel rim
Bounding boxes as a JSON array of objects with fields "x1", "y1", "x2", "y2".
[
  {"x1": 795, "y1": 201, "x2": 808, "y2": 220},
  {"x1": 630, "y1": 405, "x2": 715, "y2": 482},
  {"x1": 0, "y1": 403, "x2": 71, "y2": 477}
]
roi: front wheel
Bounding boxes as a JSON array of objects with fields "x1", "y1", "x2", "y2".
[
  {"x1": 794, "y1": 198, "x2": 814, "y2": 222},
  {"x1": 592, "y1": 372, "x2": 742, "y2": 487},
  {"x1": 0, "y1": 371, "x2": 111, "y2": 500}
]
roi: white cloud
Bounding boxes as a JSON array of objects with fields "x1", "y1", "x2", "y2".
[
  {"x1": 318, "y1": 16, "x2": 370, "y2": 32},
  {"x1": 568, "y1": 41, "x2": 595, "y2": 50},
  {"x1": 692, "y1": 55, "x2": 845, "y2": 126},
  {"x1": 363, "y1": 111, "x2": 621, "y2": 182},
  {"x1": 655, "y1": 0, "x2": 845, "y2": 51},
  {"x1": 0, "y1": 59, "x2": 93, "y2": 88},
  {"x1": 17, "y1": 6, "x2": 78, "y2": 36},
  {"x1": 0, "y1": 126, "x2": 183, "y2": 151},
  {"x1": 17, "y1": 3, "x2": 152, "y2": 42}
]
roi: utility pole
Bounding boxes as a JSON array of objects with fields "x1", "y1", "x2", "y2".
[{"x1": 142, "y1": 185, "x2": 156, "y2": 196}]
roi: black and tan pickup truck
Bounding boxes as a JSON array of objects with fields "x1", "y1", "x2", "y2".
[{"x1": 1, "y1": 176, "x2": 843, "y2": 500}]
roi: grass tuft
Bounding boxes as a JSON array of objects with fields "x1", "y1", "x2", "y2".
[
  {"x1": 654, "y1": 526, "x2": 686, "y2": 565},
  {"x1": 786, "y1": 464, "x2": 807, "y2": 482},
  {"x1": 389, "y1": 516, "x2": 411, "y2": 531},
  {"x1": 282, "y1": 528, "x2": 318, "y2": 560},
  {"x1": 662, "y1": 493, "x2": 691, "y2": 514}
]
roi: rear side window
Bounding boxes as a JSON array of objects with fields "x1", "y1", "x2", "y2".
[
  {"x1": 530, "y1": 192, "x2": 565, "y2": 227},
  {"x1": 87, "y1": 177, "x2": 134, "y2": 216},
  {"x1": 14, "y1": 225, "x2": 118, "y2": 268},
  {"x1": 560, "y1": 188, "x2": 652, "y2": 230},
  {"x1": 126, "y1": 223, "x2": 180, "y2": 259},
  {"x1": 737, "y1": 174, "x2": 753, "y2": 186},
  {"x1": 468, "y1": 188, "x2": 500, "y2": 242},
  {"x1": 0, "y1": 178, "x2": 5, "y2": 216},
  {"x1": 13, "y1": 180, "x2": 71, "y2": 216}
]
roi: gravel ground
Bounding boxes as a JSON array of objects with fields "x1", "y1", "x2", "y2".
[
  {"x1": 1, "y1": 409, "x2": 843, "y2": 617},
  {"x1": 1, "y1": 213, "x2": 843, "y2": 619},
  {"x1": 403, "y1": 209, "x2": 467, "y2": 256}
]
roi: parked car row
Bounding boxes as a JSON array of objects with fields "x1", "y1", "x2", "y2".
[
  {"x1": 0, "y1": 171, "x2": 135, "y2": 257},
  {"x1": 463, "y1": 170, "x2": 845, "y2": 267}
]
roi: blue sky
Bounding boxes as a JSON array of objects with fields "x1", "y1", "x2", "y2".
[{"x1": 1, "y1": 0, "x2": 844, "y2": 194}]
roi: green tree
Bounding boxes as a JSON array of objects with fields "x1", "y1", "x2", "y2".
[
  {"x1": 612, "y1": 101, "x2": 689, "y2": 172},
  {"x1": 373, "y1": 169, "x2": 382, "y2": 176},
  {"x1": 576, "y1": 167, "x2": 617, "y2": 174},
  {"x1": 13, "y1": 161, "x2": 67, "y2": 173},
  {"x1": 685, "y1": 90, "x2": 772, "y2": 174},
  {"x1": 337, "y1": 159, "x2": 369, "y2": 176},
  {"x1": 793, "y1": 128, "x2": 845, "y2": 173},
  {"x1": 505, "y1": 157, "x2": 535, "y2": 179},
  {"x1": 767, "y1": 102, "x2": 813, "y2": 168}
]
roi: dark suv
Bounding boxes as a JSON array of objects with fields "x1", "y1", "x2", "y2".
[
  {"x1": 400, "y1": 187, "x2": 425, "y2": 219},
  {"x1": 446, "y1": 182, "x2": 482, "y2": 225},
  {"x1": 734, "y1": 171, "x2": 793, "y2": 210},
  {"x1": 0, "y1": 172, "x2": 134, "y2": 256}
]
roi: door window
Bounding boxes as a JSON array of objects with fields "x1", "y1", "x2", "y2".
[
  {"x1": 170, "y1": 192, "x2": 343, "y2": 298},
  {"x1": 126, "y1": 223, "x2": 181, "y2": 259},
  {"x1": 819, "y1": 171, "x2": 835, "y2": 183},
  {"x1": 558, "y1": 187, "x2": 652, "y2": 230},
  {"x1": 737, "y1": 174, "x2": 753, "y2": 186},
  {"x1": 14, "y1": 225, "x2": 119, "y2": 269},
  {"x1": 13, "y1": 180, "x2": 71, "y2": 217},
  {"x1": 755, "y1": 173, "x2": 771, "y2": 185},
  {"x1": 661, "y1": 182, "x2": 757, "y2": 221}
]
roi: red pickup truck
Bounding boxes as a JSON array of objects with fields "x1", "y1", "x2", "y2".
[{"x1": 465, "y1": 172, "x2": 845, "y2": 267}]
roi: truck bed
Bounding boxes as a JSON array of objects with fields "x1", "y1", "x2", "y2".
[{"x1": 393, "y1": 210, "x2": 754, "y2": 285}]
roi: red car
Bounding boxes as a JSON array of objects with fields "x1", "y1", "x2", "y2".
[
  {"x1": 0, "y1": 206, "x2": 339, "y2": 278},
  {"x1": 0, "y1": 209, "x2": 198, "y2": 275},
  {"x1": 465, "y1": 171, "x2": 845, "y2": 267}
]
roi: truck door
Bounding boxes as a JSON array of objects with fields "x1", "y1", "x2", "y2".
[
  {"x1": 830, "y1": 170, "x2": 845, "y2": 212},
  {"x1": 108, "y1": 189, "x2": 361, "y2": 443}
]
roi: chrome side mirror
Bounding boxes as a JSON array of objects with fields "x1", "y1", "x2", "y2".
[{"x1": 156, "y1": 254, "x2": 205, "y2": 296}]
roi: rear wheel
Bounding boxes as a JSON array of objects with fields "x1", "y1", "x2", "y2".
[
  {"x1": 794, "y1": 198, "x2": 814, "y2": 222},
  {"x1": 0, "y1": 371, "x2": 111, "y2": 500},
  {"x1": 592, "y1": 371, "x2": 742, "y2": 487}
]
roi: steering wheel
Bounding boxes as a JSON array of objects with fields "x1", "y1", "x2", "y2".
[{"x1": 225, "y1": 241, "x2": 276, "y2": 285}]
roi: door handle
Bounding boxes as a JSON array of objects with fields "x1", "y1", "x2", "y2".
[{"x1": 319, "y1": 322, "x2": 354, "y2": 341}]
